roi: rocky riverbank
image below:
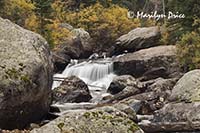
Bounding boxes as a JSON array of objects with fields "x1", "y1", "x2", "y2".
[{"x1": 0, "y1": 17, "x2": 199, "y2": 133}]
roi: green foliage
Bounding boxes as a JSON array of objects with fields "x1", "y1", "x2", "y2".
[
  {"x1": 164, "y1": 0, "x2": 200, "y2": 71},
  {"x1": 166, "y1": 0, "x2": 200, "y2": 44},
  {"x1": 31, "y1": 0, "x2": 54, "y2": 34},
  {"x1": 177, "y1": 32, "x2": 200, "y2": 71}
]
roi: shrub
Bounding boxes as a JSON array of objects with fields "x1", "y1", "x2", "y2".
[
  {"x1": 0, "y1": 0, "x2": 35, "y2": 26},
  {"x1": 45, "y1": 19, "x2": 72, "y2": 48},
  {"x1": 177, "y1": 32, "x2": 200, "y2": 71}
]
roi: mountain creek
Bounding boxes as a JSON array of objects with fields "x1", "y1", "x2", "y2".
[{"x1": 0, "y1": 17, "x2": 200, "y2": 133}]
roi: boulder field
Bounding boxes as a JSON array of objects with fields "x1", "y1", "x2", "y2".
[{"x1": 1, "y1": 18, "x2": 199, "y2": 133}]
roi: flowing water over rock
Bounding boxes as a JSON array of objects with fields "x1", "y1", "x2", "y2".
[{"x1": 52, "y1": 58, "x2": 116, "y2": 103}]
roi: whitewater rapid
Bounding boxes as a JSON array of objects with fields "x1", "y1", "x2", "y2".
[{"x1": 52, "y1": 58, "x2": 116, "y2": 102}]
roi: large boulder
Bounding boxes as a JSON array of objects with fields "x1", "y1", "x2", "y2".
[
  {"x1": 52, "y1": 76, "x2": 92, "y2": 103},
  {"x1": 71, "y1": 28, "x2": 94, "y2": 57},
  {"x1": 114, "y1": 26, "x2": 161, "y2": 54},
  {"x1": 0, "y1": 18, "x2": 53, "y2": 129},
  {"x1": 113, "y1": 45, "x2": 180, "y2": 80},
  {"x1": 169, "y1": 69, "x2": 200, "y2": 102},
  {"x1": 52, "y1": 28, "x2": 94, "y2": 72},
  {"x1": 31, "y1": 106, "x2": 143, "y2": 133}
]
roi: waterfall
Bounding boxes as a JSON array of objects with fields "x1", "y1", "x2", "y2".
[{"x1": 52, "y1": 58, "x2": 116, "y2": 102}]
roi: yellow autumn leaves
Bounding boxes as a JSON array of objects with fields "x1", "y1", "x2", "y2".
[
  {"x1": 64, "y1": 3, "x2": 141, "y2": 49},
  {"x1": 0, "y1": 0, "x2": 156, "y2": 49}
]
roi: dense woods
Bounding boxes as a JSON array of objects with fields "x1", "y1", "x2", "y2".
[{"x1": 0, "y1": 0, "x2": 199, "y2": 71}]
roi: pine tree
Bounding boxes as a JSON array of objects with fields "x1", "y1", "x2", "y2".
[
  {"x1": 31, "y1": 0, "x2": 54, "y2": 35},
  {"x1": 166, "y1": 0, "x2": 200, "y2": 43}
]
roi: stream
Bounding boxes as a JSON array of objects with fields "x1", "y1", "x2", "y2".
[{"x1": 51, "y1": 57, "x2": 116, "y2": 115}]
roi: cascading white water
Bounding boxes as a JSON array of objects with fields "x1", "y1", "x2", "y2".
[{"x1": 52, "y1": 58, "x2": 116, "y2": 102}]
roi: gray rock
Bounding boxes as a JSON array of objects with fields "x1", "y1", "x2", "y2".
[
  {"x1": 139, "y1": 102, "x2": 200, "y2": 132},
  {"x1": 114, "y1": 26, "x2": 161, "y2": 54},
  {"x1": 107, "y1": 75, "x2": 143, "y2": 95},
  {"x1": 113, "y1": 103, "x2": 137, "y2": 122},
  {"x1": 71, "y1": 28, "x2": 95, "y2": 58},
  {"x1": 57, "y1": 37, "x2": 84, "y2": 59},
  {"x1": 122, "y1": 91, "x2": 164, "y2": 114},
  {"x1": 153, "y1": 102, "x2": 200, "y2": 123},
  {"x1": 106, "y1": 86, "x2": 141, "y2": 103},
  {"x1": 119, "y1": 99, "x2": 144, "y2": 114},
  {"x1": 145, "y1": 77, "x2": 177, "y2": 96},
  {"x1": 52, "y1": 51, "x2": 71, "y2": 73},
  {"x1": 169, "y1": 69, "x2": 200, "y2": 102},
  {"x1": 114, "y1": 45, "x2": 180, "y2": 80},
  {"x1": 0, "y1": 17, "x2": 53, "y2": 129},
  {"x1": 52, "y1": 76, "x2": 92, "y2": 103},
  {"x1": 52, "y1": 28, "x2": 94, "y2": 72},
  {"x1": 31, "y1": 106, "x2": 143, "y2": 133}
]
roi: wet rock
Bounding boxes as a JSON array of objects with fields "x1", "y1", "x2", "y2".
[
  {"x1": 114, "y1": 26, "x2": 161, "y2": 54},
  {"x1": 52, "y1": 76, "x2": 92, "y2": 103},
  {"x1": 107, "y1": 75, "x2": 143, "y2": 95},
  {"x1": 102, "y1": 93, "x2": 113, "y2": 101},
  {"x1": 0, "y1": 17, "x2": 53, "y2": 129},
  {"x1": 31, "y1": 106, "x2": 144, "y2": 133},
  {"x1": 114, "y1": 45, "x2": 180, "y2": 80},
  {"x1": 169, "y1": 69, "x2": 200, "y2": 102}
]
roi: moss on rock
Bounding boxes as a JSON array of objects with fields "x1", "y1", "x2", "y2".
[{"x1": 31, "y1": 106, "x2": 142, "y2": 133}]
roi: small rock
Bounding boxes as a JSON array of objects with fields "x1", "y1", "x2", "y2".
[{"x1": 113, "y1": 103, "x2": 137, "y2": 122}]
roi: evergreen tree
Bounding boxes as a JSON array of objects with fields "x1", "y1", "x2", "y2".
[
  {"x1": 166, "y1": 0, "x2": 200, "y2": 43},
  {"x1": 31, "y1": 0, "x2": 54, "y2": 34}
]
